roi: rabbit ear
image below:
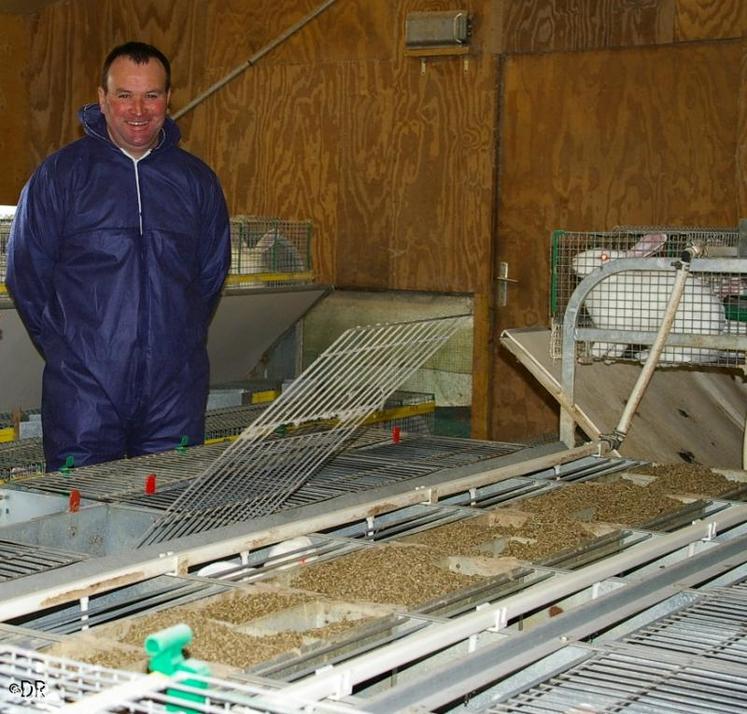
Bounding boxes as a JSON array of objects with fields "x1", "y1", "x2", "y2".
[{"x1": 626, "y1": 232, "x2": 667, "y2": 257}]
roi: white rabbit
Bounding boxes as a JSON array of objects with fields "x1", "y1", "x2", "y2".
[
  {"x1": 571, "y1": 233, "x2": 725, "y2": 364},
  {"x1": 247, "y1": 230, "x2": 304, "y2": 273}
]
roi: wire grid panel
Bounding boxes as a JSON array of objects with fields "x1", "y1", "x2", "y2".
[
  {"x1": 228, "y1": 215, "x2": 312, "y2": 288},
  {"x1": 550, "y1": 227, "x2": 747, "y2": 365},
  {"x1": 0, "y1": 216, "x2": 10, "y2": 287},
  {"x1": 139, "y1": 315, "x2": 471, "y2": 545},
  {"x1": 621, "y1": 582, "x2": 747, "y2": 664},
  {"x1": 488, "y1": 644, "x2": 747, "y2": 713},
  {"x1": 0, "y1": 438, "x2": 45, "y2": 480},
  {"x1": 0, "y1": 645, "x2": 367, "y2": 713},
  {"x1": 0, "y1": 540, "x2": 86, "y2": 582}
]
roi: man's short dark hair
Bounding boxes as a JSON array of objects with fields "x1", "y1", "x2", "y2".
[{"x1": 100, "y1": 42, "x2": 171, "y2": 92}]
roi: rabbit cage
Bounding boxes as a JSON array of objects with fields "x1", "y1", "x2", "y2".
[
  {"x1": 0, "y1": 214, "x2": 314, "y2": 292},
  {"x1": 228, "y1": 215, "x2": 313, "y2": 288},
  {"x1": 0, "y1": 215, "x2": 10, "y2": 294},
  {"x1": 549, "y1": 226, "x2": 747, "y2": 368}
]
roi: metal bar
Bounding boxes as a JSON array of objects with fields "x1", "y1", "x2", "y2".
[{"x1": 172, "y1": 0, "x2": 339, "y2": 120}]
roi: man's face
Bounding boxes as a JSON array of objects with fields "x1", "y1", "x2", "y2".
[{"x1": 98, "y1": 56, "x2": 171, "y2": 158}]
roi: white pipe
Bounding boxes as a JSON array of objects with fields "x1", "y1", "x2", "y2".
[
  {"x1": 613, "y1": 261, "x2": 690, "y2": 443},
  {"x1": 281, "y1": 502, "x2": 747, "y2": 702}
]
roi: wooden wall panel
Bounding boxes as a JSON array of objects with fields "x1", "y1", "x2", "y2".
[
  {"x1": 503, "y1": 0, "x2": 675, "y2": 53},
  {"x1": 676, "y1": 0, "x2": 747, "y2": 41},
  {"x1": 0, "y1": 13, "x2": 31, "y2": 203},
  {"x1": 191, "y1": 0, "x2": 396, "y2": 68},
  {"x1": 186, "y1": 62, "x2": 344, "y2": 284},
  {"x1": 335, "y1": 61, "x2": 396, "y2": 287},
  {"x1": 493, "y1": 41, "x2": 741, "y2": 441},
  {"x1": 388, "y1": 54, "x2": 496, "y2": 293},
  {"x1": 738, "y1": 43, "x2": 747, "y2": 219}
]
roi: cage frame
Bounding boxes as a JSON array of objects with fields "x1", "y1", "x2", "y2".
[{"x1": 559, "y1": 256, "x2": 747, "y2": 446}]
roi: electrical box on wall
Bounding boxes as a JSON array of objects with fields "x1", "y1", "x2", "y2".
[{"x1": 405, "y1": 10, "x2": 471, "y2": 56}]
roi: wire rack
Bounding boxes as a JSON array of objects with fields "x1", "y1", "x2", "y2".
[
  {"x1": 227, "y1": 215, "x2": 313, "y2": 289},
  {"x1": 487, "y1": 579, "x2": 747, "y2": 713},
  {"x1": 550, "y1": 227, "x2": 747, "y2": 366},
  {"x1": 621, "y1": 581, "x2": 747, "y2": 664},
  {"x1": 138, "y1": 315, "x2": 471, "y2": 546},
  {"x1": 0, "y1": 645, "x2": 366, "y2": 713},
  {"x1": 0, "y1": 216, "x2": 10, "y2": 289}
]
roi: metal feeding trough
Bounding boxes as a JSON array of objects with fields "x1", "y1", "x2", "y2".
[
  {"x1": 0, "y1": 487, "x2": 94, "y2": 527},
  {"x1": 0, "y1": 503, "x2": 159, "y2": 559}
]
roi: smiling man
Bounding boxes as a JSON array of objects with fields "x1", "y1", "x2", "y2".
[{"x1": 7, "y1": 42, "x2": 231, "y2": 471}]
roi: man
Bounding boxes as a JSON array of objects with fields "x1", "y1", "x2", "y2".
[{"x1": 7, "y1": 42, "x2": 231, "y2": 471}]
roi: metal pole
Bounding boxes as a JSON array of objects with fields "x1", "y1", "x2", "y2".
[{"x1": 172, "y1": 0, "x2": 340, "y2": 121}]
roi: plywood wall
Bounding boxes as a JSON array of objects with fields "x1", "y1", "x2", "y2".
[
  {"x1": 493, "y1": 40, "x2": 743, "y2": 440},
  {"x1": 0, "y1": 13, "x2": 32, "y2": 204},
  {"x1": 7, "y1": 0, "x2": 747, "y2": 442},
  {"x1": 22, "y1": 0, "x2": 497, "y2": 293}
]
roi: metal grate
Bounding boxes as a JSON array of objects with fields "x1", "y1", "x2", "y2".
[
  {"x1": 550, "y1": 227, "x2": 747, "y2": 365},
  {"x1": 228, "y1": 215, "x2": 313, "y2": 289},
  {"x1": 0, "y1": 438, "x2": 45, "y2": 480},
  {"x1": 530, "y1": 456, "x2": 647, "y2": 483},
  {"x1": 22, "y1": 443, "x2": 228, "y2": 500},
  {"x1": 0, "y1": 540, "x2": 85, "y2": 581},
  {"x1": 0, "y1": 624, "x2": 63, "y2": 651},
  {"x1": 489, "y1": 645, "x2": 747, "y2": 713},
  {"x1": 621, "y1": 582, "x2": 747, "y2": 664},
  {"x1": 139, "y1": 315, "x2": 471, "y2": 545},
  {"x1": 116, "y1": 443, "x2": 439, "y2": 511},
  {"x1": 204, "y1": 403, "x2": 267, "y2": 441},
  {"x1": 358, "y1": 435, "x2": 523, "y2": 468}
]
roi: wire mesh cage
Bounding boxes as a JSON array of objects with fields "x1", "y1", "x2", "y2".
[
  {"x1": 549, "y1": 227, "x2": 747, "y2": 367},
  {"x1": 228, "y1": 215, "x2": 313, "y2": 289},
  {"x1": 0, "y1": 217, "x2": 11, "y2": 291}
]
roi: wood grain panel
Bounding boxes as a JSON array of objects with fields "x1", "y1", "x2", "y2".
[
  {"x1": 189, "y1": 0, "x2": 395, "y2": 73},
  {"x1": 26, "y1": 2, "x2": 100, "y2": 165},
  {"x1": 183, "y1": 61, "x2": 343, "y2": 285},
  {"x1": 388, "y1": 53, "x2": 497, "y2": 293},
  {"x1": 334, "y1": 61, "x2": 396, "y2": 287},
  {"x1": 676, "y1": 0, "x2": 747, "y2": 41},
  {"x1": 493, "y1": 42, "x2": 741, "y2": 442},
  {"x1": 503, "y1": 0, "x2": 675, "y2": 52},
  {"x1": 739, "y1": 42, "x2": 747, "y2": 219},
  {"x1": 0, "y1": 13, "x2": 31, "y2": 203}
]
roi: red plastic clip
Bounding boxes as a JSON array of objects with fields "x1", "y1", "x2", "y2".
[
  {"x1": 145, "y1": 473, "x2": 157, "y2": 494},
  {"x1": 392, "y1": 426, "x2": 401, "y2": 444},
  {"x1": 69, "y1": 489, "x2": 81, "y2": 513}
]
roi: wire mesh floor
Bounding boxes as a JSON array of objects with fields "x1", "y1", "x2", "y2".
[
  {"x1": 487, "y1": 577, "x2": 747, "y2": 713},
  {"x1": 14, "y1": 432, "x2": 522, "y2": 520},
  {"x1": 488, "y1": 644, "x2": 747, "y2": 713},
  {"x1": 0, "y1": 540, "x2": 86, "y2": 582}
]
